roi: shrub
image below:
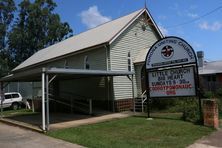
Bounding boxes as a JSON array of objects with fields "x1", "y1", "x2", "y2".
[
  {"x1": 203, "y1": 91, "x2": 214, "y2": 98},
  {"x1": 216, "y1": 88, "x2": 222, "y2": 97},
  {"x1": 181, "y1": 98, "x2": 200, "y2": 123}
]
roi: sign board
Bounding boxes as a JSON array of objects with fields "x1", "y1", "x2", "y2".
[
  {"x1": 145, "y1": 36, "x2": 198, "y2": 98},
  {"x1": 145, "y1": 36, "x2": 200, "y2": 118},
  {"x1": 148, "y1": 66, "x2": 196, "y2": 97},
  {"x1": 146, "y1": 37, "x2": 196, "y2": 69}
]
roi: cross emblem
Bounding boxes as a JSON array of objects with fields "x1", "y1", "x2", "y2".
[{"x1": 161, "y1": 45, "x2": 174, "y2": 59}]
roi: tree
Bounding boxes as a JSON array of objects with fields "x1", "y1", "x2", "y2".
[
  {"x1": 0, "y1": 0, "x2": 16, "y2": 77},
  {"x1": 8, "y1": 0, "x2": 73, "y2": 65}
]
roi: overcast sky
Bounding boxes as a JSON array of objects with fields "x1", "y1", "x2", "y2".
[{"x1": 15, "y1": 0, "x2": 222, "y2": 61}]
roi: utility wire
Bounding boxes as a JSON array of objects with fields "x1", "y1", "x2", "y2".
[{"x1": 166, "y1": 5, "x2": 222, "y2": 28}]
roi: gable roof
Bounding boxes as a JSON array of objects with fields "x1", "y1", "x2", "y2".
[
  {"x1": 199, "y1": 60, "x2": 222, "y2": 75},
  {"x1": 13, "y1": 8, "x2": 163, "y2": 72}
]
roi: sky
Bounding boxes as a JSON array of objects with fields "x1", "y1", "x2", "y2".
[{"x1": 14, "y1": 0, "x2": 222, "y2": 61}]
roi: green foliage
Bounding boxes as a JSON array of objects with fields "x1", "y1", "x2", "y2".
[
  {"x1": 151, "y1": 98, "x2": 201, "y2": 123},
  {"x1": 8, "y1": 0, "x2": 73, "y2": 65},
  {"x1": 0, "y1": 0, "x2": 16, "y2": 76},
  {"x1": 203, "y1": 91, "x2": 214, "y2": 98},
  {"x1": 216, "y1": 88, "x2": 222, "y2": 97},
  {"x1": 0, "y1": 0, "x2": 16, "y2": 49},
  {"x1": 181, "y1": 98, "x2": 200, "y2": 123}
]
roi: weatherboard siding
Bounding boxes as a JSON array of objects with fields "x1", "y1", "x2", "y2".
[
  {"x1": 46, "y1": 47, "x2": 107, "y2": 70},
  {"x1": 135, "y1": 64, "x2": 143, "y2": 96},
  {"x1": 110, "y1": 15, "x2": 159, "y2": 100}
]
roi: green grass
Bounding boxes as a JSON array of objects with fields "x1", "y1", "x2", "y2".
[
  {"x1": 47, "y1": 116, "x2": 214, "y2": 148},
  {"x1": 0, "y1": 109, "x2": 36, "y2": 117}
]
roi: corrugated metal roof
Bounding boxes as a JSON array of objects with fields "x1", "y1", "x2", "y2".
[
  {"x1": 13, "y1": 8, "x2": 147, "y2": 72},
  {"x1": 199, "y1": 60, "x2": 222, "y2": 75},
  {"x1": 0, "y1": 67, "x2": 134, "y2": 82}
]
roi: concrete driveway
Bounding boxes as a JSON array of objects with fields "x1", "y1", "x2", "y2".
[{"x1": 0, "y1": 122, "x2": 84, "y2": 148}]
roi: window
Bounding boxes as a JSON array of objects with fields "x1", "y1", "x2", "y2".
[
  {"x1": 64, "y1": 60, "x2": 69, "y2": 69},
  {"x1": 12, "y1": 94, "x2": 19, "y2": 98},
  {"x1": 208, "y1": 75, "x2": 216, "y2": 82},
  {"x1": 127, "y1": 52, "x2": 132, "y2": 71},
  {"x1": 4, "y1": 95, "x2": 12, "y2": 100},
  {"x1": 84, "y1": 56, "x2": 90, "y2": 69}
]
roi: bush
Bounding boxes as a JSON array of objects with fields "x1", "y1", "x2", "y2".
[
  {"x1": 216, "y1": 88, "x2": 222, "y2": 97},
  {"x1": 203, "y1": 91, "x2": 214, "y2": 98},
  {"x1": 181, "y1": 98, "x2": 200, "y2": 123}
]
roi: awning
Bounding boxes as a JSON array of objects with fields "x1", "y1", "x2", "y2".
[{"x1": 0, "y1": 67, "x2": 135, "y2": 82}]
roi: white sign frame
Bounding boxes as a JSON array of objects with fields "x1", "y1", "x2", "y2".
[
  {"x1": 146, "y1": 37, "x2": 196, "y2": 69},
  {"x1": 145, "y1": 36, "x2": 199, "y2": 98}
]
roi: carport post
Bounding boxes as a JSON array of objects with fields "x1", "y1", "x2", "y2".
[
  {"x1": 0, "y1": 82, "x2": 3, "y2": 118},
  {"x1": 131, "y1": 75, "x2": 135, "y2": 113},
  {"x1": 46, "y1": 74, "x2": 49, "y2": 131},
  {"x1": 42, "y1": 71, "x2": 46, "y2": 131}
]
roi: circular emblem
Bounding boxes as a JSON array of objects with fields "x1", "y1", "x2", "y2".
[{"x1": 161, "y1": 45, "x2": 174, "y2": 59}]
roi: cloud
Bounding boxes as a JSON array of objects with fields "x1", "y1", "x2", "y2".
[
  {"x1": 192, "y1": 42, "x2": 202, "y2": 49},
  {"x1": 80, "y1": 6, "x2": 111, "y2": 29},
  {"x1": 158, "y1": 24, "x2": 168, "y2": 36},
  {"x1": 187, "y1": 13, "x2": 198, "y2": 18},
  {"x1": 158, "y1": 15, "x2": 167, "y2": 20},
  {"x1": 199, "y1": 21, "x2": 222, "y2": 31}
]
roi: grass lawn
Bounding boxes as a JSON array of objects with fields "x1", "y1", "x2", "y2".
[
  {"x1": 47, "y1": 115, "x2": 214, "y2": 148},
  {"x1": 0, "y1": 109, "x2": 36, "y2": 117}
]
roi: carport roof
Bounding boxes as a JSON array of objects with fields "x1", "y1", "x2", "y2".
[{"x1": 0, "y1": 68, "x2": 134, "y2": 82}]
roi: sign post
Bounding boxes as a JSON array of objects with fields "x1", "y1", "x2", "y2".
[{"x1": 145, "y1": 36, "x2": 200, "y2": 119}]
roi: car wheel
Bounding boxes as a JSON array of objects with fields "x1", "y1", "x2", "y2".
[{"x1": 11, "y1": 103, "x2": 19, "y2": 110}]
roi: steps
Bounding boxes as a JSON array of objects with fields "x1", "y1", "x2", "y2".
[{"x1": 134, "y1": 97, "x2": 147, "y2": 112}]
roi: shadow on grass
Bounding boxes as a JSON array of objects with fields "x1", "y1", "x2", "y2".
[
  {"x1": 133, "y1": 112, "x2": 204, "y2": 125},
  {"x1": 133, "y1": 112, "x2": 182, "y2": 121}
]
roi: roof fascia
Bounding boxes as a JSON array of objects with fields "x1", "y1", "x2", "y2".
[
  {"x1": 0, "y1": 68, "x2": 42, "y2": 82},
  {"x1": 144, "y1": 9, "x2": 164, "y2": 38},
  {"x1": 46, "y1": 67, "x2": 134, "y2": 76}
]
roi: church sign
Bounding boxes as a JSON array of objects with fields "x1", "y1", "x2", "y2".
[
  {"x1": 145, "y1": 36, "x2": 198, "y2": 98},
  {"x1": 148, "y1": 66, "x2": 196, "y2": 97}
]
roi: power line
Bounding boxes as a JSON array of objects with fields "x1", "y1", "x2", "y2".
[{"x1": 166, "y1": 5, "x2": 222, "y2": 28}]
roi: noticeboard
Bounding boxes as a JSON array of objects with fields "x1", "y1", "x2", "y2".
[
  {"x1": 145, "y1": 36, "x2": 198, "y2": 98},
  {"x1": 148, "y1": 66, "x2": 196, "y2": 97}
]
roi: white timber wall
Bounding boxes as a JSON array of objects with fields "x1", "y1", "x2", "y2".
[
  {"x1": 110, "y1": 14, "x2": 160, "y2": 100},
  {"x1": 46, "y1": 47, "x2": 107, "y2": 70},
  {"x1": 46, "y1": 47, "x2": 109, "y2": 100}
]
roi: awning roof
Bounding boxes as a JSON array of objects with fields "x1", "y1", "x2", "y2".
[{"x1": 0, "y1": 68, "x2": 134, "y2": 82}]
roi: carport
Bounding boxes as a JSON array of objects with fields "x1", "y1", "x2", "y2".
[{"x1": 0, "y1": 67, "x2": 134, "y2": 131}]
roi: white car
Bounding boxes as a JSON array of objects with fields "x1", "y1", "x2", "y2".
[{"x1": 0, "y1": 92, "x2": 23, "y2": 110}]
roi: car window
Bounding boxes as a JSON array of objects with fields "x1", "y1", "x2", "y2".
[
  {"x1": 12, "y1": 94, "x2": 19, "y2": 98},
  {"x1": 5, "y1": 95, "x2": 12, "y2": 99}
]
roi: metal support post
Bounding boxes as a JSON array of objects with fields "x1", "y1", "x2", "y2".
[
  {"x1": 131, "y1": 75, "x2": 135, "y2": 113},
  {"x1": 89, "y1": 99, "x2": 92, "y2": 115},
  {"x1": 42, "y1": 72, "x2": 46, "y2": 131},
  {"x1": 46, "y1": 74, "x2": 49, "y2": 131},
  {"x1": 0, "y1": 82, "x2": 4, "y2": 118}
]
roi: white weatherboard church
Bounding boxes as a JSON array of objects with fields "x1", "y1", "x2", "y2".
[{"x1": 1, "y1": 8, "x2": 163, "y2": 113}]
